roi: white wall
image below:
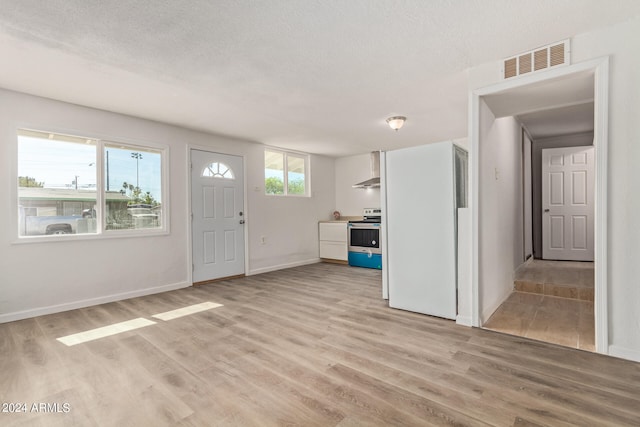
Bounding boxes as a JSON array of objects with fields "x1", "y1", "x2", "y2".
[
  {"x1": 335, "y1": 153, "x2": 381, "y2": 216},
  {"x1": 0, "y1": 89, "x2": 335, "y2": 321},
  {"x1": 247, "y1": 152, "x2": 335, "y2": 274},
  {"x1": 457, "y1": 207, "x2": 472, "y2": 326},
  {"x1": 469, "y1": 16, "x2": 640, "y2": 361},
  {"x1": 478, "y1": 101, "x2": 524, "y2": 322},
  {"x1": 572, "y1": 16, "x2": 640, "y2": 361}
]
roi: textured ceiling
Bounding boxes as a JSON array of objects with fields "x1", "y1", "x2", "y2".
[{"x1": 0, "y1": 1, "x2": 639, "y2": 156}]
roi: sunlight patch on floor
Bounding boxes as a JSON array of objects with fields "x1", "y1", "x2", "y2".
[
  {"x1": 57, "y1": 318, "x2": 157, "y2": 346},
  {"x1": 56, "y1": 302, "x2": 224, "y2": 346},
  {"x1": 152, "y1": 301, "x2": 223, "y2": 321}
]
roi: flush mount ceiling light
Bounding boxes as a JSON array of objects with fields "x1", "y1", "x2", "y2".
[{"x1": 386, "y1": 116, "x2": 406, "y2": 131}]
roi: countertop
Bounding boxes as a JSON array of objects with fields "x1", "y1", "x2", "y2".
[{"x1": 319, "y1": 216, "x2": 362, "y2": 223}]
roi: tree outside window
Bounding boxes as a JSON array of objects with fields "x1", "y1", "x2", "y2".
[{"x1": 264, "y1": 149, "x2": 308, "y2": 196}]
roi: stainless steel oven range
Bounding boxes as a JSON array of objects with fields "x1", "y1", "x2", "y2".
[{"x1": 348, "y1": 208, "x2": 382, "y2": 269}]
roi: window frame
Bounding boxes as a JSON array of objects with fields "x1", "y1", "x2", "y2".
[
  {"x1": 15, "y1": 128, "x2": 169, "y2": 242},
  {"x1": 264, "y1": 148, "x2": 310, "y2": 197}
]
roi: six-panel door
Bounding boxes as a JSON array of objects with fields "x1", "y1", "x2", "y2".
[{"x1": 191, "y1": 149, "x2": 245, "y2": 282}]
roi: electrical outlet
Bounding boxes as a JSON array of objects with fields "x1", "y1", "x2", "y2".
[{"x1": 260, "y1": 236, "x2": 266, "y2": 245}]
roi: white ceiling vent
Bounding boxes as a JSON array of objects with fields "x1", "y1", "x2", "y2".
[{"x1": 503, "y1": 39, "x2": 570, "y2": 79}]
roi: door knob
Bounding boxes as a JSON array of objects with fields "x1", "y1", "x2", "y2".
[
  {"x1": 239, "y1": 220, "x2": 245, "y2": 224},
  {"x1": 544, "y1": 209, "x2": 550, "y2": 212}
]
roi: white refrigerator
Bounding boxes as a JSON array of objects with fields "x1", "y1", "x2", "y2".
[{"x1": 383, "y1": 141, "x2": 467, "y2": 319}]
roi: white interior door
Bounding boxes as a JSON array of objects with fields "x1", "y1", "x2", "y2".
[
  {"x1": 191, "y1": 149, "x2": 245, "y2": 282},
  {"x1": 542, "y1": 146, "x2": 594, "y2": 261}
]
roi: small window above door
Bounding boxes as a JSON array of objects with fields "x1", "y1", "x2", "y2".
[{"x1": 202, "y1": 162, "x2": 234, "y2": 179}]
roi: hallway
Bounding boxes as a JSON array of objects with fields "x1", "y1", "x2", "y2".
[{"x1": 484, "y1": 260, "x2": 595, "y2": 351}]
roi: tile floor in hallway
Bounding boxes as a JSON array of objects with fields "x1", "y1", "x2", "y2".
[
  {"x1": 513, "y1": 259, "x2": 595, "y2": 301},
  {"x1": 484, "y1": 259, "x2": 595, "y2": 351},
  {"x1": 484, "y1": 291, "x2": 595, "y2": 351}
]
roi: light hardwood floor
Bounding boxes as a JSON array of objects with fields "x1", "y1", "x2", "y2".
[{"x1": 1, "y1": 263, "x2": 639, "y2": 426}]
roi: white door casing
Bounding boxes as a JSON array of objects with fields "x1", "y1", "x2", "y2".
[
  {"x1": 523, "y1": 130, "x2": 533, "y2": 260},
  {"x1": 470, "y1": 56, "x2": 609, "y2": 353},
  {"x1": 542, "y1": 146, "x2": 594, "y2": 261},
  {"x1": 191, "y1": 150, "x2": 245, "y2": 282}
]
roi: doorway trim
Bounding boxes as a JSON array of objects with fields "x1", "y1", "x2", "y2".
[{"x1": 469, "y1": 56, "x2": 609, "y2": 354}]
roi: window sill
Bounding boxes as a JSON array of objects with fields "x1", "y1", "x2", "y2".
[{"x1": 12, "y1": 227, "x2": 170, "y2": 244}]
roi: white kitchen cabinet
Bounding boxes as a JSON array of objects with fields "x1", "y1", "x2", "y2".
[{"x1": 319, "y1": 222, "x2": 348, "y2": 262}]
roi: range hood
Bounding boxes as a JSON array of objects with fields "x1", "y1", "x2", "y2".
[{"x1": 352, "y1": 151, "x2": 381, "y2": 188}]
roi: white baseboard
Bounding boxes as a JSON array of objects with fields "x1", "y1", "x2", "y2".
[
  {"x1": 480, "y1": 287, "x2": 512, "y2": 324},
  {"x1": 456, "y1": 315, "x2": 473, "y2": 327},
  {"x1": 0, "y1": 281, "x2": 191, "y2": 324},
  {"x1": 248, "y1": 258, "x2": 320, "y2": 276},
  {"x1": 608, "y1": 345, "x2": 640, "y2": 363}
]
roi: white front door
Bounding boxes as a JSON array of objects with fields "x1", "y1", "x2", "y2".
[
  {"x1": 191, "y1": 149, "x2": 245, "y2": 282},
  {"x1": 542, "y1": 146, "x2": 594, "y2": 261}
]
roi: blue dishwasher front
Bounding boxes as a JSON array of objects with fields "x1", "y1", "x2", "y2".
[{"x1": 348, "y1": 251, "x2": 382, "y2": 269}]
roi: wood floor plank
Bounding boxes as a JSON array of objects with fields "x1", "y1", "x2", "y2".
[
  {"x1": 318, "y1": 345, "x2": 514, "y2": 425},
  {"x1": 455, "y1": 350, "x2": 640, "y2": 425},
  {"x1": 1, "y1": 262, "x2": 639, "y2": 426},
  {"x1": 460, "y1": 333, "x2": 640, "y2": 399}
]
